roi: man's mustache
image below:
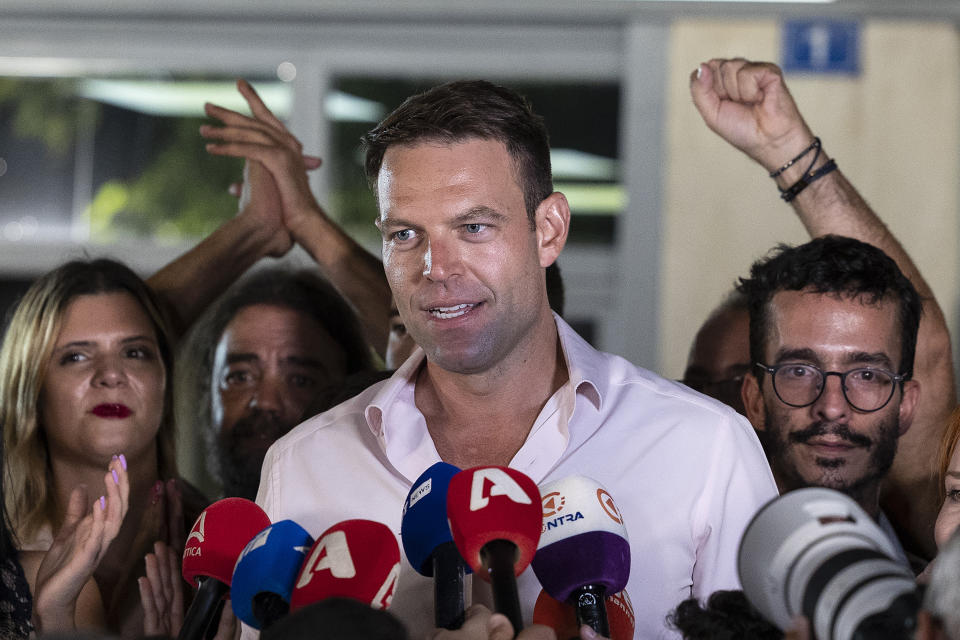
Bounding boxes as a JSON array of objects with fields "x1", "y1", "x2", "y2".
[
  {"x1": 788, "y1": 421, "x2": 872, "y2": 448},
  {"x1": 229, "y1": 409, "x2": 295, "y2": 445}
]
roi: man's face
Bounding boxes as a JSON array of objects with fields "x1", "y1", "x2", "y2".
[
  {"x1": 376, "y1": 138, "x2": 561, "y2": 375},
  {"x1": 743, "y1": 290, "x2": 918, "y2": 509},
  {"x1": 210, "y1": 304, "x2": 348, "y2": 497},
  {"x1": 683, "y1": 306, "x2": 750, "y2": 414}
]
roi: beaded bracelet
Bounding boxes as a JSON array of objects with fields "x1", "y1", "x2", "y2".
[{"x1": 769, "y1": 137, "x2": 821, "y2": 178}]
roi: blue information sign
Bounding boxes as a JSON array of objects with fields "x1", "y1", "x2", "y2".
[{"x1": 782, "y1": 20, "x2": 860, "y2": 75}]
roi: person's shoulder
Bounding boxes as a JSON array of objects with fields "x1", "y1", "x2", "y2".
[
  {"x1": 269, "y1": 376, "x2": 391, "y2": 454},
  {"x1": 598, "y1": 352, "x2": 746, "y2": 424}
]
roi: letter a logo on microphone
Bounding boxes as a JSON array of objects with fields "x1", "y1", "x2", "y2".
[
  {"x1": 296, "y1": 530, "x2": 357, "y2": 588},
  {"x1": 469, "y1": 468, "x2": 533, "y2": 511},
  {"x1": 186, "y1": 510, "x2": 206, "y2": 546}
]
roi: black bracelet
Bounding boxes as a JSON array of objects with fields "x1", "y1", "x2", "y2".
[
  {"x1": 769, "y1": 137, "x2": 821, "y2": 178},
  {"x1": 780, "y1": 158, "x2": 838, "y2": 202}
]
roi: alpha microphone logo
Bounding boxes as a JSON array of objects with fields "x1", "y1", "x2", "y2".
[
  {"x1": 597, "y1": 488, "x2": 623, "y2": 525},
  {"x1": 297, "y1": 530, "x2": 357, "y2": 588},
  {"x1": 184, "y1": 511, "x2": 206, "y2": 557},
  {"x1": 371, "y1": 562, "x2": 401, "y2": 610},
  {"x1": 469, "y1": 468, "x2": 533, "y2": 511}
]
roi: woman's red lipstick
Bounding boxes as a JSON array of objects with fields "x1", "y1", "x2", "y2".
[{"x1": 92, "y1": 404, "x2": 132, "y2": 418}]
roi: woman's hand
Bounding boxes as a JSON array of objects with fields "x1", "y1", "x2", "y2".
[
  {"x1": 140, "y1": 541, "x2": 240, "y2": 640},
  {"x1": 139, "y1": 540, "x2": 184, "y2": 636},
  {"x1": 33, "y1": 455, "x2": 129, "y2": 632}
]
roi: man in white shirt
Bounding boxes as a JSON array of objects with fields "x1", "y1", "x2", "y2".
[{"x1": 254, "y1": 79, "x2": 777, "y2": 638}]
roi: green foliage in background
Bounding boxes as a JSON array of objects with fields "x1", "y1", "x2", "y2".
[
  {"x1": 84, "y1": 118, "x2": 242, "y2": 243},
  {"x1": 0, "y1": 78, "x2": 82, "y2": 156},
  {"x1": 1, "y1": 77, "x2": 243, "y2": 242}
]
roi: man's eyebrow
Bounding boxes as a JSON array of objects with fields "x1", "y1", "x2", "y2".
[
  {"x1": 282, "y1": 356, "x2": 326, "y2": 370},
  {"x1": 451, "y1": 206, "x2": 509, "y2": 224},
  {"x1": 378, "y1": 215, "x2": 422, "y2": 231},
  {"x1": 947, "y1": 470, "x2": 960, "y2": 480},
  {"x1": 842, "y1": 351, "x2": 895, "y2": 370},
  {"x1": 226, "y1": 352, "x2": 260, "y2": 365},
  {"x1": 772, "y1": 347, "x2": 820, "y2": 364}
]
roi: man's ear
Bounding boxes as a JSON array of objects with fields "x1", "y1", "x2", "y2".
[
  {"x1": 535, "y1": 192, "x2": 570, "y2": 268},
  {"x1": 897, "y1": 379, "x2": 920, "y2": 437},
  {"x1": 742, "y1": 372, "x2": 767, "y2": 431}
]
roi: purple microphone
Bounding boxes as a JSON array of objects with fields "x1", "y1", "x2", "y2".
[{"x1": 531, "y1": 475, "x2": 630, "y2": 638}]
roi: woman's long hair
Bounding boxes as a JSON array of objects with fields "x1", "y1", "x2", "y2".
[{"x1": 1, "y1": 259, "x2": 178, "y2": 541}]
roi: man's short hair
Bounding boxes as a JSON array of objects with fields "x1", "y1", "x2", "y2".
[
  {"x1": 737, "y1": 235, "x2": 922, "y2": 380},
  {"x1": 362, "y1": 79, "x2": 553, "y2": 222}
]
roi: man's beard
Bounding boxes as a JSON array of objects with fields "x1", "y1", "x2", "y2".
[
  {"x1": 216, "y1": 409, "x2": 298, "y2": 500},
  {"x1": 764, "y1": 409, "x2": 899, "y2": 509}
]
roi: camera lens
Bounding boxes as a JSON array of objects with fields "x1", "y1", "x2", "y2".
[{"x1": 738, "y1": 488, "x2": 918, "y2": 640}]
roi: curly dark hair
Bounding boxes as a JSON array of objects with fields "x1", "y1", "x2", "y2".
[
  {"x1": 362, "y1": 79, "x2": 552, "y2": 224},
  {"x1": 737, "y1": 235, "x2": 921, "y2": 381},
  {"x1": 667, "y1": 590, "x2": 782, "y2": 640}
]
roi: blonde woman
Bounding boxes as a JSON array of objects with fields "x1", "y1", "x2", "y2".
[{"x1": 1, "y1": 259, "x2": 207, "y2": 637}]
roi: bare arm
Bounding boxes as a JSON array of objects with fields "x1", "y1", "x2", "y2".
[
  {"x1": 691, "y1": 58, "x2": 955, "y2": 559},
  {"x1": 201, "y1": 80, "x2": 392, "y2": 356}
]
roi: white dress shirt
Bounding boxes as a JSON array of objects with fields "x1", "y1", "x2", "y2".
[{"x1": 249, "y1": 315, "x2": 778, "y2": 639}]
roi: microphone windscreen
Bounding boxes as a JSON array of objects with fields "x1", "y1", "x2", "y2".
[
  {"x1": 182, "y1": 497, "x2": 271, "y2": 588},
  {"x1": 291, "y1": 519, "x2": 401, "y2": 612},
  {"x1": 531, "y1": 475, "x2": 630, "y2": 602},
  {"x1": 446, "y1": 466, "x2": 541, "y2": 578},
  {"x1": 230, "y1": 520, "x2": 314, "y2": 629},
  {"x1": 401, "y1": 462, "x2": 462, "y2": 576},
  {"x1": 533, "y1": 589, "x2": 636, "y2": 640}
]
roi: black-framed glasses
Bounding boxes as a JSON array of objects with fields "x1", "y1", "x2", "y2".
[{"x1": 755, "y1": 362, "x2": 905, "y2": 413}]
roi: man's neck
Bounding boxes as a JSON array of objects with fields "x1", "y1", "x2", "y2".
[
  {"x1": 415, "y1": 312, "x2": 569, "y2": 468},
  {"x1": 774, "y1": 473, "x2": 883, "y2": 520}
]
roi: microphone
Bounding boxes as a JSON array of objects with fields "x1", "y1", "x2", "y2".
[
  {"x1": 532, "y1": 589, "x2": 636, "y2": 640},
  {"x1": 447, "y1": 466, "x2": 542, "y2": 633},
  {"x1": 291, "y1": 519, "x2": 401, "y2": 611},
  {"x1": 230, "y1": 519, "x2": 314, "y2": 630},
  {"x1": 530, "y1": 475, "x2": 630, "y2": 638},
  {"x1": 179, "y1": 497, "x2": 271, "y2": 640},
  {"x1": 400, "y1": 461, "x2": 468, "y2": 630}
]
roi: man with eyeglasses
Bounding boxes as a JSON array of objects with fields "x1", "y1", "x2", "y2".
[
  {"x1": 738, "y1": 234, "x2": 920, "y2": 564},
  {"x1": 689, "y1": 57, "x2": 954, "y2": 563}
]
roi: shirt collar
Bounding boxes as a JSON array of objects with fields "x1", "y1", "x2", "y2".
[{"x1": 363, "y1": 313, "x2": 606, "y2": 439}]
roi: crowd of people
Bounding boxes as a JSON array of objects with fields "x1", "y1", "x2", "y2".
[{"x1": 1, "y1": 56, "x2": 959, "y2": 640}]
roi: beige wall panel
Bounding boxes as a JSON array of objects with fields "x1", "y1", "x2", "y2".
[{"x1": 660, "y1": 19, "x2": 960, "y2": 379}]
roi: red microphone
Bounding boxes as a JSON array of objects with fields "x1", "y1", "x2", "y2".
[
  {"x1": 447, "y1": 466, "x2": 542, "y2": 633},
  {"x1": 290, "y1": 519, "x2": 401, "y2": 611},
  {"x1": 533, "y1": 589, "x2": 636, "y2": 640},
  {"x1": 179, "y1": 498, "x2": 271, "y2": 640}
]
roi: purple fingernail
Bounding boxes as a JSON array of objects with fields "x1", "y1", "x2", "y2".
[
  {"x1": 99, "y1": 495, "x2": 106, "y2": 510},
  {"x1": 112, "y1": 469, "x2": 119, "y2": 485},
  {"x1": 119, "y1": 453, "x2": 127, "y2": 470}
]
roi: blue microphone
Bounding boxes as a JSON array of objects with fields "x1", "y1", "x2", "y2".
[
  {"x1": 401, "y1": 462, "x2": 468, "y2": 629},
  {"x1": 230, "y1": 520, "x2": 315, "y2": 630}
]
